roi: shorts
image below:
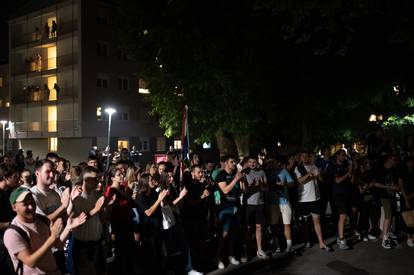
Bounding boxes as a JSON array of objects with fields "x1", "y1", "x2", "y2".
[
  {"x1": 279, "y1": 203, "x2": 292, "y2": 224},
  {"x1": 218, "y1": 207, "x2": 239, "y2": 232},
  {"x1": 246, "y1": 204, "x2": 266, "y2": 225},
  {"x1": 265, "y1": 204, "x2": 281, "y2": 225},
  {"x1": 381, "y1": 198, "x2": 394, "y2": 220},
  {"x1": 332, "y1": 193, "x2": 351, "y2": 214},
  {"x1": 297, "y1": 200, "x2": 321, "y2": 217}
]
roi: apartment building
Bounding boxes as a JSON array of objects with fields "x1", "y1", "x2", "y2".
[{"x1": 8, "y1": 0, "x2": 168, "y2": 163}]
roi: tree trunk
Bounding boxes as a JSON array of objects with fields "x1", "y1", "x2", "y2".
[
  {"x1": 215, "y1": 129, "x2": 237, "y2": 156},
  {"x1": 233, "y1": 132, "x2": 250, "y2": 157}
]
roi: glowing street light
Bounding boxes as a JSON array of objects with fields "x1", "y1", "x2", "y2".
[{"x1": 105, "y1": 107, "x2": 116, "y2": 169}]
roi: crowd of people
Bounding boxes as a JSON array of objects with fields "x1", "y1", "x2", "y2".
[{"x1": 1, "y1": 125, "x2": 414, "y2": 275}]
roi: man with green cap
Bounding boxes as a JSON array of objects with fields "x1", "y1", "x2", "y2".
[{"x1": 3, "y1": 187, "x2": 87, "y2": 275}]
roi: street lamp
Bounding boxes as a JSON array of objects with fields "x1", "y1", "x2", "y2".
[
  {"x1": 0, "y1": 120, "x2": 7, "y2": 155},
  {"x1": 105, "y1": 107, "x2": 116, "y2": 170}
]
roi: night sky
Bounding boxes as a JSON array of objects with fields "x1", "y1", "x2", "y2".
[{"x1": 0, "y1": 0, "x2": 31, "y2": 63}]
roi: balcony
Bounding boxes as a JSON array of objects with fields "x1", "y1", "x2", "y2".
[
  {"x1": 12, "y1": 53, "x2": 78, "y2": 75},
  {"x1": 11, "y1": 85, "x2": 78, "y2": 105},
  {"x1": 10, "y1": 119, "x2": 80, "y2": 139},
  {"x1": 11, "y1": 21, "x2": 78, "y2": 48}
]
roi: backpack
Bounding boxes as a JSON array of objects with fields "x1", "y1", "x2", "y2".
[
  {"x1": 3, "y1": 215, "x2": 49, "y2": 275},
  {"x1": 2, "y1": 225, "x2": 30, "y2": 275}
]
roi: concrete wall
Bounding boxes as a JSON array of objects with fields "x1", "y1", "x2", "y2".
[{"x1": 19, "y1": 137, "x2": 92, "y2": 164}]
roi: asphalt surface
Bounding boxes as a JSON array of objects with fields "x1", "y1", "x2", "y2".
[{"x1": 207, "y1": 236, "x2": 414, "y2": 275}]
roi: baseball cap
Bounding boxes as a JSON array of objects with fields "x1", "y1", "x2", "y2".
[{"x1": 9, "y1": 187, "x2": 32, "y2": 204}]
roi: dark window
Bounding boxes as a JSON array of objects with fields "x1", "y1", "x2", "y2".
[{"x1": 97, "y1": 42, "x2": 108, "y2": 57}]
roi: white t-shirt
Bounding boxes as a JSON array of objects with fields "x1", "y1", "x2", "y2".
[
  {"x1": 4, "y1": 217, "x2": 61, "y2": 275},
  {"x1": 294, "y1": 164, "x2": 320, "y2": 202},
  {"x1": 30, "y1": 185, "x2": 61, "y2": 216}
]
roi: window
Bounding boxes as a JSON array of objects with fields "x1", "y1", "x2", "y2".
[
  {"x1": 140, "y1": 137, "x2": 149, "y2": 152},
  {"x1": 156, "y1": 137, "x2": 166, "y2": 152},
  {"x1": 97, "y1": 106, "x2": 102, "y2": 120},
  {"x1": 122, "y1": 112, "x2": 129, "y2": 121},
  {"x1": 97, "y1": 78, "x2": 108, "y2": 88},
  {"x1": 174, "y1": 140, "x2": 182, "y2": 149},
  {"x1": 47, "y1": 46, "x2": 57, "y2": 70},
  {"x1": 0, "y1": 77, "x2": 3, "y2": 87},
  {"x1": 138, "y1": 79, "x2": 150, "y2": 94},
  {"x1": 117, "y1": 140, "x2": 129, "y2": 151},
  {"x1": 49, "y1": 137, "x2": 58, "y2": 152},
  {"x1": 96, "y1": 42, "x2": 108, "y2": 57},
  {"x1": 48, "y1": 105, "x2": 57, "y2": 132},
  {"x1": 118, "y1": 78, "x2": 129, "y2": 90},
  {"x1": 30, "y1": 122, "x2": 41, "y2": 131},
  {"x1": 97, "y1": 7, "x2": 109, "y2": 24},
  {"x1": 47, "y1": 76, "x2": 57, "y2": 101}
]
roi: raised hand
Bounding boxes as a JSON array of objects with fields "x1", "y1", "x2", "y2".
[
  {"x1": 61, "y1": 188, "x2": 70, "y2": 208},
  {"x1": 67, "y1": 212, "x2": 87, "y2": 230},
  {"x1": 50, "y1": 218, "x2": 63, "y2": 240}
]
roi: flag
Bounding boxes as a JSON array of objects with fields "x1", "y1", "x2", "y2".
[{"x1": 181, "y1": 105, "x2": 190, "y2": 161}]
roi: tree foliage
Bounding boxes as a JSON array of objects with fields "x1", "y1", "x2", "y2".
[{"x1": 119, "y1": 0, "x2": 414, "y2": 154}]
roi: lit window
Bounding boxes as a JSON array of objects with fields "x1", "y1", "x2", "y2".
[
  {"x1": 0, "y1": 77, "x2": 3, "y2": 88},
  {"x1": 97, "y1": 106, "x2": 102, "y2": 120},
  {"x1": 117, "y1": 140, "x2": 129, "y2": 151},
  {"x1": 47, "y1": 46, "x2": 57, "y2": 70},
  {"x1": 30, "y1": 122, "x2": 41, "y2": 131},
  {"x1": 48, "y1": 105, "x2": 57, "y2": 132},
  {"x1": 138, "y1": 79, "x2": 150, "y2": 94},
  {"x1": 156, "y1": 137, "x2": 166, "y2": 152},
  {"x1": 174, "y1": 140, "x2": 182, "y2": 149},
  {"x1": 5, "y1": 102, "x2": 10, "y2": 107},
  {"x1": 47, "y1": 76, "x2": 57, "y2": 101},
  {"x1": 0, "y1": 100, "x2": 3, "y2": 106},
  {"x1": 49, "y1": 137, "x2": 58, "y2": 152},
  {"x1": 47, "y1": 17, "x2": 57, "y2": 38}
]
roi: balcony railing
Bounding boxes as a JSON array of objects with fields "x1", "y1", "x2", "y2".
[
  {"x1": 11, "y1": 85, "x2": 78, "y2": 104},
  {"x1": 11, "y1": 21, "x2": 78, "y2": 48},
  {"x1": 9, "y1": 119, "x2": 80, "y2": 139},
  {"x1": 12, "y1": 54, "x2": 78, "y2": 75}
]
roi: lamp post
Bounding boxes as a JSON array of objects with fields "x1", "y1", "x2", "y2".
[
  {"x1": 0, "y1": 120, "x2": 7, "y2": 156},
  {"x1": 105, "y1": 107, "x2": 116, "y2": 170}
]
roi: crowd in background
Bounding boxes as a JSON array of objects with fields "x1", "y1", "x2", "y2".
[{"x1": 1, "y1": 125, "x2": 414, "y2": 275}]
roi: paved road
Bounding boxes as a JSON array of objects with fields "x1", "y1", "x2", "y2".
[{"x1": 208, "y1": 237, "x2": 414, "y2": 275}]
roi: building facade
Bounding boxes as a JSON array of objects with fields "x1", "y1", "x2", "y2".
[{"x1": 8, "y1": 0, "x2": 168, "y2": 164}]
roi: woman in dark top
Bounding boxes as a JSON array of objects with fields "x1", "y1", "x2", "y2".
[{"x1": 104, "y1": 167, "x2": 136, "y2": 275}]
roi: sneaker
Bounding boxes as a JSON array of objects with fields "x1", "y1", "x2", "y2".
[
  {"x1": 407, "y1": 239, "x2": 414, "y2": 247},
  {"x1": 389, "y1": 238, "x2": 398, "y2": 246},
  {"x1": 368, "y1": 234, "x2": 377, "y2": 241},
  {"x1": 188, "y1": 270, "x2": 203, "y2": 275},
  {"x1": 382, "y1": 239, "x2": 392, "y2": 249},
  {"x1": 240, "y1": 256, "x2": 248, "y2": 263},
  {"x1": 320, "y1": 245, "x2": 333, "y2": 252},
  {"x1": 218, "y1": 261, "x2": 225, "y2": 270},
  {"x1": 305, "y1": 242, "x2": 311, "y2": 248},
  {"x1": 338, "y1": 239, "x2": 350, "y2": 250},
  {"x1": 353, "y1": 230, "x2": 361, "y2": 237},
  {"x1": 285, "y1": 246, "x2": 294, "y2": 253},
  {"x1": 228, "y1": 256, "x2": 240, "y2": 265},
  {"x1": 363, "y1": 236, "x2": 369, "y2": 242},
  {"x1": 257, "y1": 250, "x2": 269, "y2": 259},
  {"x1": 388, "y1": 232, "x2": 398, "y2": 240}
]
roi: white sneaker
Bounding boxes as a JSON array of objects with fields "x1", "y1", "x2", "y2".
[
  {"x1": 363, "y1": 236, "x2": 369, "y2": 242},
  {"x1": 240, "y1": 256, "x2": 248, "y2": 263},
  {"x1": 188, "y1": 270, "x2": 203, "y2": 275},
  {"x1": 228, "y1": 256, "x2": 240, "y2": 265},
  {"x1": 368, "y1": 234, "x2": 377, "y2": 240},
  {"x1": 218, "y1": 261, "x2": 225, "y2": 270},
  {"x1": 257, "y1": 250, "x2": 269, "y2": 259},
  {"x1": 407, "y1": 239, "x2": 414, "y2": 247}
]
